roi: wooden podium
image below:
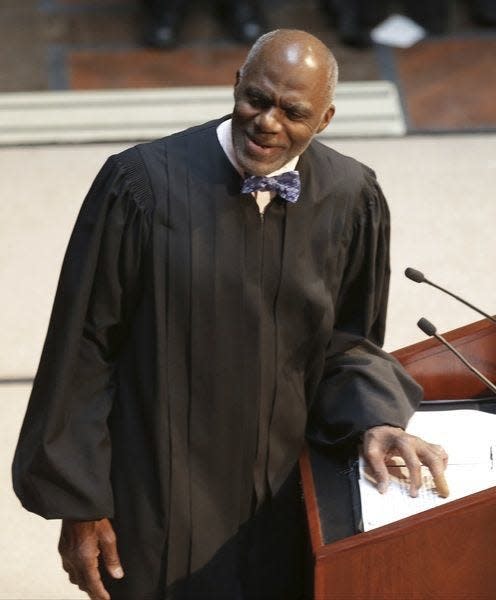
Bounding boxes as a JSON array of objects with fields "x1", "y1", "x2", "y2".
[{"x1": 300, "y1": 318, "x2": 496, "y2": 599}]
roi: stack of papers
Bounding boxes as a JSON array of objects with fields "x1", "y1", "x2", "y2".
[{"x1": 359, "y1": 409, "x2": 496, "y2": 530}]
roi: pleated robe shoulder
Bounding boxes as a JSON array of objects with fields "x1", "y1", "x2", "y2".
[{"x1": 12, "y1": 118, "x2": 421, "y2": 598}]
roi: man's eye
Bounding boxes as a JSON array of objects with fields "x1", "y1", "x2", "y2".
[
  {"x1": 287, "y1": 111, "x2": 304, "y2": 121},
  {"x1": 247, "y1": 94, "x2": 268, "y2": 108}
]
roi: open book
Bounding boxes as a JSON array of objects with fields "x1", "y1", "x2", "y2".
[{"x1": 359, "y1": 409, "x2": 496, "y2": 531}]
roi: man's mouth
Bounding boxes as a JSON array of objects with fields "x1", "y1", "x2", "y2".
[{"x1": 245, "y1": 134, "x2": 283, "y2": 159}]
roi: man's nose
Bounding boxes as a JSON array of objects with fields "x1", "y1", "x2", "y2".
[{"x1": 255, "y1": 107, "x2": 283, "y2": 133}]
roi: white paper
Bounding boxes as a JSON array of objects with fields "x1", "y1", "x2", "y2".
[
  {"x1": 371, "y1": 14, "x2": 426, "y2": 48},
  {"x1": 359, "y1": 410, "x2": 496, "y2": 531}
]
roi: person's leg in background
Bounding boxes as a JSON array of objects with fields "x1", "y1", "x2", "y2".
[
  {"x1": 470, "y1": 0, "x2": 496, "y2": 26},
  {"x1": 319, "y1": 0, "x2": 388, "y2": 47},
  {"x1": 403, "y1": 0, "x2": 452, "y2": 34},
  {"x1": 143, "y1": 0, "x2": 190, "y2": 48},
  {"x1": 218, "y1": 0, "x2": 266, "y2": 44}
]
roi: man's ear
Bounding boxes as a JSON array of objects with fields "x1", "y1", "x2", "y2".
[
  {"x1": 316, "y1": 105, "x2": 335, "y2": 134},
  {"x1": 235, "y1": 70, "x2": 241, "y2": 88}
]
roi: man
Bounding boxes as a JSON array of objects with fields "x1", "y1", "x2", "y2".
[{"x1": 13, "y1": 29, "x2": 447, "y2": 600}]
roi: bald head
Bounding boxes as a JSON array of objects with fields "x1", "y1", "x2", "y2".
[
  {"x1": 231, "y1": 29, "x2": 337, "y2": 175},
  {"x1": 239, "y1": 29, "x2": 339, "y2": 103}
]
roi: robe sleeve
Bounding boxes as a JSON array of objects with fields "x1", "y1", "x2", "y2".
[
  {"x1": 306, "y1": 171, "x2": 422, "y2": 449},
  {"x1": 12, "y1": 153, "x2": 151, "y2": 520}
]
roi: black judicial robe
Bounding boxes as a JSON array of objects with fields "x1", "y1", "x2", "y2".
[{"x1": 13, "y1": 117, "x2": 422, "y2": 598}]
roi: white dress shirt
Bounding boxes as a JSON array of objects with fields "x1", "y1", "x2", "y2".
[{"x1": 216, "y1": 118, "x2": 299, "y2": 215}]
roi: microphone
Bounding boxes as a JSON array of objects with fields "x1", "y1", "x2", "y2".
[
  {"x1": 405, "y1": 267, "x2": 496, "y2": 325},
  {"x1": 417, "y1": 317, "x2": 496, "y2": 395}
]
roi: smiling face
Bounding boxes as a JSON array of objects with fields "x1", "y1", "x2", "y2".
[{"x1": 232, "y1": 34, "x2": 335, "y2": 176}]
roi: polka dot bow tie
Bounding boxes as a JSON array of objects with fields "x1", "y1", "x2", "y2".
[{"x1": 241, "y1": 170, "x2": 301, "y2": 203}]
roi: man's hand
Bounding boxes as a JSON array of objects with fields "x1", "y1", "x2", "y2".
[
  {"x1": 362, "y1": 425, "x2": 449, "y2": 497},
  {"x1": 58, "y1": 518, "x2": 124, "y2": 600}
]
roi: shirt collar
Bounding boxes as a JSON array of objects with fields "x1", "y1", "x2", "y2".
[{"x1": 216, "y1": 118, "x2": 299, "y2": 178}]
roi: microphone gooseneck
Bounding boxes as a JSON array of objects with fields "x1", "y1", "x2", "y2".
[
  {"x1": 417, "y1": 317, "x2": 496, "y2": 395},
  {"x1": 405, "y1": 267, "x2": 496, "y2": 324}
]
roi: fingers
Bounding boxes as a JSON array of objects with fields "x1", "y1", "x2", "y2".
[
  {"x1": 432, "y1": 471, "x2": 450, "y2": 498},
  {"x1": 79, "y1": 551, "x2": 111, "y2": 600},
  {"x1": 62, "y1": 543, "x2": 110, "y2": 600},
  {"x1": 418, "y1": 443, "x2": 450, "y2": 498},
  {"x1": 394, "y1": 437, "x2": 423, "y2": 497},
  {"x1": 363, "y1": 443, "x2": 390, "y2": 494},
  {"x1": 59, "y1": 519, "x2": 118, "y2": 600},
  {"x1": 363, "y1": 425, "x2": 449, "y2": 498},
  {"x1": 62, "y1": 559, "x2": 77, "y2": 585},
  {"x1": 61, "y1": 553, "x2": 110, "y2": 600},
  {"x1": 97, "y1": 520, "x2": 124, "y2": 580}
]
